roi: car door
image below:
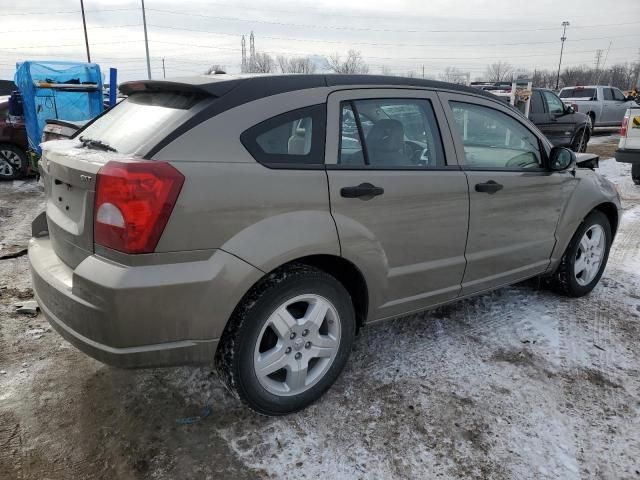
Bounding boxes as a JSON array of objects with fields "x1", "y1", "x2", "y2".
[
  {"x1": 439, "y1": 92, "x2": 577, "y2": 295},
  {"x1": 527, "y1": 90, "x2": 556, "y2": 140},
  {"x1": 325, "y1": 89, "x2": 469, "y2": 320},
  {"x1": 540, "y1": 90, "x2": 575, "y2": 147},
  {"x1": 611, "y1": 88, "x2": 633, "y2": 125}
]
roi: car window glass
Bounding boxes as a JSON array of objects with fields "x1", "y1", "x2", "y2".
[
  {"x1": 542, "y1": 91, "x2": 565, "y2": 114},
  {"x1": 339, "y1": 103, "x2": 365, "y2": 165},
  {"x1": 241, "y1": 104, "x2": 325, "y2": 166},
  {"x1": 256, "y1": 116, "x2": 312, "y2": 155},
  {"x1": 338, "y1": 98, "x2": 445, "y2": 167},
  {"x1": 449, "y1": 101, "x2": 542, "y2": 170},
  {"x1": 559, "y1": 88, "x2": 596, "y2": 100},
  {"x1": 612, "y1": 88, "x2": 625, "y2": 101},
  {"x1": 530, "y1": 91, "x2": 544, "y2": 114},
  {"x1": 603, "y1": 88, "x2": 614, "y2": 101}
]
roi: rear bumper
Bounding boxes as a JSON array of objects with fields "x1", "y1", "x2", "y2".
[
  {"x1": 615, "y1": 149, "x2": 640, "y2": 164},
  {"x1": 29, "y1": 236, "x2": 262, "y2": 368}
]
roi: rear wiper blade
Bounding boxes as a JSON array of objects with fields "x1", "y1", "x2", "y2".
[{"x1": 79, "y1": 136, "x2": 116, "y2": 152}]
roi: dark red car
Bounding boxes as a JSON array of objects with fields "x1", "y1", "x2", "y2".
[{"x1": 0, "y1": 95, "x2": 29, "y2": 180}]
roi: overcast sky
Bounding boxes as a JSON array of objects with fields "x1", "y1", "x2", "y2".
[{"x1": 1, "y1": 0, "x2": 639, "y2": 82}]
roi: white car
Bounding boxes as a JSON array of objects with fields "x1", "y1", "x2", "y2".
[
  {"x1": 559, "y1": 85, "x2": 636, "y2": 128},
  {"x1": 615, "y1": 106, "x2": 640, "y2": 185}
]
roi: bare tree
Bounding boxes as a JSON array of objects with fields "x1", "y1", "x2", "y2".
[
  {"x1": 204, "y1": 64, "x2": 225, "y2": 75},
  {"x1": 326, "y1": 49, "x2": 369, "y2": 74},
  {"x1": 379, "y1": 65, "x2": 392, "y2": 76},
  {"x1": 439, "y1": 66, "x2": 467, "y2": 84},
  {"x1": 485, "y1": 61, "x2": 513, "y2": 82},
  {"x1": 406, "y1": 70, "x2": 417, "y2": 78},
  {"x1": 277, "y1": 56, "x2": 317, "y2": 74},
  {"x1": 247, "y1": 52, "x2": 275, "y2": 73}
]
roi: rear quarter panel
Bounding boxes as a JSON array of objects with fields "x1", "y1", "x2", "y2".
[{"x1": 153, "y1": 87, "x2": 341, "y2": 273}]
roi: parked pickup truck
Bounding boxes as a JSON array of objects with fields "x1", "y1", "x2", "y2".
[
  {"x1": 559, "y1": 85, "x2": 637, "y2": 128},
  {"x1": 615, "y1": 106, "x2": 640, "y2": 185},
  {"x1": 528, "y1": 88, "x2": 592, "y2": 152}
]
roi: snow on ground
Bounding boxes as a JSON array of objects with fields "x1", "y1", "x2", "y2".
[{"x1": 1, "y1": 143, "x2": 639, "y2": 479}]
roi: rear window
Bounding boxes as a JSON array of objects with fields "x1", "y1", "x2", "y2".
[
  {"x1": 77, "y1": 91, "x2": 205, "y2": 154},
  {"x1": 559, "y1": 88, "x2": 596, "y2": 100}
]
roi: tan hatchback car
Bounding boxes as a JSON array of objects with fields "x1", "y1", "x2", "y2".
[{"x1": 29, "y1": 74, "x2": 621, "y2": 414}]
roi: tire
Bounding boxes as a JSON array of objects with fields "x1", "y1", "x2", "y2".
[
  {"x1": 544, "y1": 210, "x2": 612, "y2": 297},
  {"x1": 215, "y1": 264, "x2": 356, "y2": 415},
  {"x1": 632, "y1": 163, "x2": 640, "y2": 186},
  {"x1": 588, "y1": 112, "x2": 596, "y2": 132},
  {"x1": 0, "y1": 144, "x2": 28, "y2": 180},
  {"x1": 571, "y1": 127, "x2": 590, "y2": 153}
]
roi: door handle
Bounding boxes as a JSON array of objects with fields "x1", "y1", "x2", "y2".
[
  {"x1": 340, "y1": 182, "x2": 385, "y2": 199},
  {"x1": 475, "y1": 180, "x2": 503, "y2": 194}
]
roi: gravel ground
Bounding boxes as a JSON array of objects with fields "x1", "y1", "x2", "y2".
[{"x1": 1, "y1": 136, "x2": 639, "y2": 479}]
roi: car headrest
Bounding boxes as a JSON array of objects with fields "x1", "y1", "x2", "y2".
[{"x1": 366, "y1": 119, "x2": 404, "y2": 152}]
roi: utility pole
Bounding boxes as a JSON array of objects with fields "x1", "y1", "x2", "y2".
[
  {"x1": 249, "y1": 31, "x2": 255, "y2": 71},
  {"x1": 241, "y1": 35, "x2": 247, "y2": 73},
  {"x1": 141, "y1": 0, "x2": 152, "y2": 79},
  {"x1": 555, "y1": 21, "x2": 570, "y2": 90},
  {"x1": 162, "y1": 58, "x2": 166, "y2": 79},
  {"x1": 594, "y1": 49, "x2": 603, "y2": 72},
  {"x1": 422, "y1": 65, "x2": 424, "y2": 79},
  {"x1": 80, "y1": 0, "x2": 91, "y2": 63}
]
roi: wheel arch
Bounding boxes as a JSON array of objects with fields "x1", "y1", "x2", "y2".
[{"x1": 592, "y1": 201, "x2": 619, "y2": 237}]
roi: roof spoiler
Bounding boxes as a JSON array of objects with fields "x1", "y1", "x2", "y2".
[{"x1": 119, "y1": 79, "x2": 238, "y2": 97}]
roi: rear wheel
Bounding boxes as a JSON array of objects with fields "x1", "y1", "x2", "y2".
[
  {"x1": 0, "y1": 144, "x2": 28, "y2": 180},
  {"x1": 544, "y1": 210, "x2": 611, "y2": 297},
  {"x1": 216, "y1": 264, "x2": 355, "y2": 415},
  {"x1": 632, "y1": 163, "x2": 640, "y2": 186},
  {"x1": 571, "y1": 127, "x2": 590, "y2": 153}
]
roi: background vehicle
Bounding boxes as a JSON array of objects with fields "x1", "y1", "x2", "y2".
[
  {"x1": 559, "y1": 85, "x2": 636, "y2": 128},
  {"x1": 0, "y1": 95, "x2": 29, "y2": 180},
  {"x1": 29, "y1": 75, "x2": 621, "y2": 415},
  {"x1": 528, "y1": 88, "x2": 591, "y2": 152},
  {"x1": 615, "y1": 106, "x2": 640, "y2": 185}
]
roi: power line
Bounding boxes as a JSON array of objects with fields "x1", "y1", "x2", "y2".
[
  {"x1": 147, "y1": 23, "x2": 640, "y2": 48},
  {"x1": 146, "y1": 9, "x2": 640, "y2": 34},
  {"x1": 1, "y1": 7, "x2": 137, "y2": 16}
]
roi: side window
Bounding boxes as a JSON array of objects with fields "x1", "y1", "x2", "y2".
[
  {"x1": 542, "y1": 91, "x2": 565, "y2": 114},
  {"x1": 338, "y1": 98, "x2": 445, "y2": 167},
  {"x1": 603, "y1": 88, "x2": 614, "y2": 101},
  {"x1": 241, "y1": 104, "x2": 325, "y2": 167},
  {"x1": 530, "y1": 91, "x2": 544, "y2": 114},
  {"x1": 612, "y1": 88, "x2": 626, "y2": 101},
  {"x1": 449, "y1": 101, "x2": 542, "y2": 170}
]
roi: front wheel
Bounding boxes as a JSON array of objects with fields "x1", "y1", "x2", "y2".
[
  {"x1": 544, "y1": 210, "x2": 612, "y2": 297},
  {"x1": 571, "y1": 127, "x2": 590, "y2": 153},
  {"x1": 216, "y1": 264, "x2": 355, "y2": 415}
]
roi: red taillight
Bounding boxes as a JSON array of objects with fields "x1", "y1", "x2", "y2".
[
  {"x1": 94, "y1": 160, "x2": 184, "y2": 254},
  {"x1": 620, "y1": 116, "x2": 629, "y2": 137}
]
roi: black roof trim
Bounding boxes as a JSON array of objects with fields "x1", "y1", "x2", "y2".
[{"x1": 143, "y1": 74, "x2": 501, "y2": 158}]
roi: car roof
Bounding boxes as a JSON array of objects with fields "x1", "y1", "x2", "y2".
[{"x1": 120, "y1": 73, "x2": 499, "y2": 102}]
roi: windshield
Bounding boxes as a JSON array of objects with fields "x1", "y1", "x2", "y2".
[
  {"x1": 559, "y1": 88, "x2": 596, "y2": 100},
  {"x1": 77, "y1": 91, "x2": 205, "y2": 154}
]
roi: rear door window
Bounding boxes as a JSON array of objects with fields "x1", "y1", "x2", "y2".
[
  {"x1": 241, "y1": 104, "x2": 325, "y2": 167},
  {"x1": 603, "y1": 88, "x2": 614, "y2": 101},
  {"x1": 530, "y1": 91, "x2": 545, "y2": 114},
  {"x1": 559, "y1": 88, "x2": 596, "y2": 100},
  {"x1": 338, "y1": 98, "x2": 445, "y2": 168}
]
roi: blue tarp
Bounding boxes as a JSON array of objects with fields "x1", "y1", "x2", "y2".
[{"x1": 14, "y1": 60, "x2": 103, "y2": 154}]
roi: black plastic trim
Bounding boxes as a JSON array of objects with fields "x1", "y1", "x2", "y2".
[{"x1": 326, "y1": 164, "x2": 462, "y2": 171}]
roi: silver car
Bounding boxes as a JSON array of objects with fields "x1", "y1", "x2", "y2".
[{"x1": 29, "y1": 74, "x2": 621, "y2": 415}]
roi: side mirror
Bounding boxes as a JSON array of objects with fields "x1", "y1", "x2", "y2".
[
  {"x1": 549, "y1": 146, "x2": 576, "y2": 171},
  {"x1": 565, "y1": 105, "x2": 575, "y2": 114},
  {"x1": 626, "y1": 95, "x2": 636, "y2": 102}
]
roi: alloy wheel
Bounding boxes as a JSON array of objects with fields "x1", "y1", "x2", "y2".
[
  {"x1": 574, "y1": 224, "x2": 605, "y2": 286},
  {"x1": 0, "y1": 149, "x2": 22, "y2": 177},
  {"x1": 253, "y1": 294, "x2": 341, "y2": 396}
]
